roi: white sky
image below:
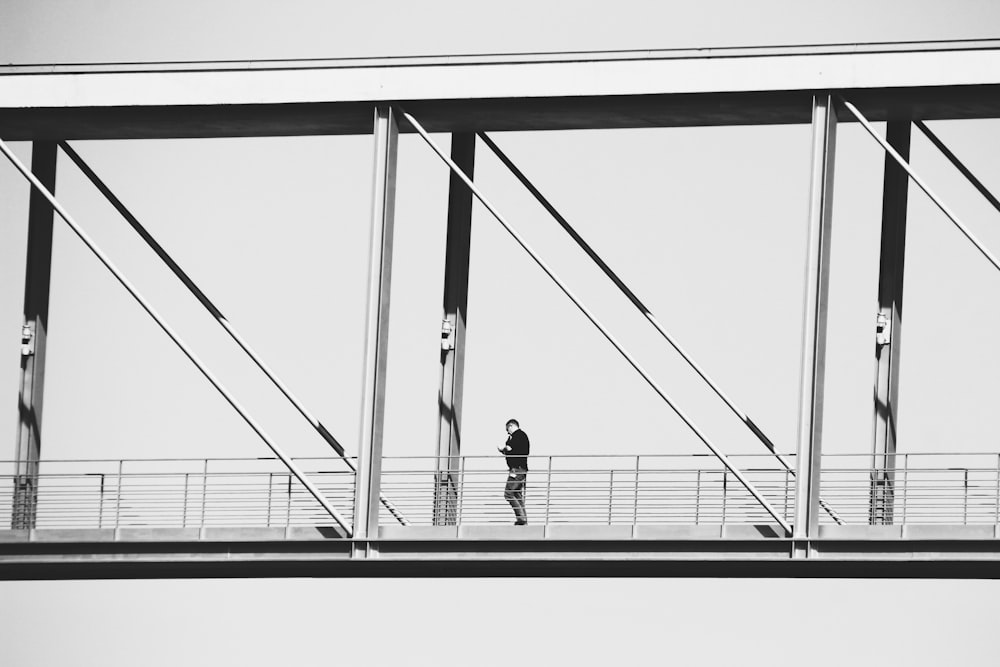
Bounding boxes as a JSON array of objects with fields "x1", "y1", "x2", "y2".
[{"x1": 2, "y1": 1, "x2": 1000, "y2": 665}]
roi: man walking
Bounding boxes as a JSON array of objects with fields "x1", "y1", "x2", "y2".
[{"x1": 498, "y1": 418, "x2": 530, "y2": 525}]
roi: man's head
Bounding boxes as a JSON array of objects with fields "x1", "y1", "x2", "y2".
[{"x1": 505, "y1": 419, "x2": 519, "y2": 434}]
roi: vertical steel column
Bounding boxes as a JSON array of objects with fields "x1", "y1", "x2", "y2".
[
  {"x1": 12, "y1": 142, "x2": 57, "y2": 530},
  {"x1": 434, "y1": 134, "x2": 475, "y2": 526},
  {"x1": 353, "y1": 106, "x2": 398, "y2": 545},
  {"x1": 793, "y1": 95, "x2": 837, "y2": 544},
  {"x1": 870, "y1": 120, "x2": 911, "y2": 525}
]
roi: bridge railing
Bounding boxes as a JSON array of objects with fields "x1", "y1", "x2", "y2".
[
  {"x1": 817, "y1": 452, "x2": 1000, "y2": 525},
  {"x1": 0, "y1": 457, "x2": 355, "y2": 531},
  {"x1": 383, "y1": 454, "x2": 792, "y2": 527},
  {"x1": 2, "y1": 452, "x2": 999, "y2": 531}
]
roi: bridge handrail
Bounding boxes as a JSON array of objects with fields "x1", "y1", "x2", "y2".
[{"x1": 4, "y1": 451, "x2": 1000, "y2": 531}]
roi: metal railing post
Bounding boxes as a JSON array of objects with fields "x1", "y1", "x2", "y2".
[
  {"x1": 995, "y1": 454, "x2": 999, "y2": 525},
  {"x1": 544, "y1": 456, "x2": 553, "y2": 527},
  {"x1": 608, "y1": 470, "x2": 615, "y2": 525},
  {"x1": 456, "y1": 456, "x2": 466, "y2": 528},
  {"x1": 632, "y1": 456, "x2": 640, "y2": 527},
  {"x1": 901, "y1": 454, "x2": 909, "y2": 525},
  {"x1": 181, "y1": 472, "x2": 189, "y2": 528},
  {"x1": 721, "y1": 470, "x2": 728, "y2": 526},
  {"x1": 200, "y1": 459, "x2": 208, "y2": 532},
  {"x1": 695, "y1": 469, "x2": 702, "y2": 525},
  {"x1": 964, "y1": 468, "x2": 970, "y2": 525},
  {"x1": 114, "y1": 459, "x2": 124, "y2": 531},
  {"x1": 783, "y1": 469, "x2": 791, "y2": 519},
  {"x1": 868, "y1": 463, "x2": 877, "y2": 524},
  {"x1": 266, "y1": 472, "x2": 273, "y2": 527},
  {"x1": 97, "y1": 473, "x2": 105, "y2": 529}
]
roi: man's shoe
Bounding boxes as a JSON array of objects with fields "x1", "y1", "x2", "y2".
[{"x1": 514, "y1": 520, "x2": 527, "y2": 526}]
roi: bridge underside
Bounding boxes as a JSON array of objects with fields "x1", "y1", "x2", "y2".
[
  {"x1": 2, "y1": 526, "x2": 999, "y2": 579},
  {"x1": 3, "y1": 86, "x2": 1000, "y2": 140}
]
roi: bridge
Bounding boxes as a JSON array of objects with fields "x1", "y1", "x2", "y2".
[
  {"x1": 4, "y1": 451, "x2": 1000, "y2": 577},
  {"x1": 3, "y1": 39, "x2": 1000, "y2": 578}
]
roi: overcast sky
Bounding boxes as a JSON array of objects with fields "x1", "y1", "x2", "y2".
[{"x1": 2, "y1": 1, "x2": 1000, "y2": 665}]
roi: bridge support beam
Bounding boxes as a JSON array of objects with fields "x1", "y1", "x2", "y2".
[
  {"x1": 794, "y1": 95, "x2": 837, "y2": 547},
  {"x1": 5, "y1": 531, "x2": 1000, "y2": 579},
  {"x1": 12, "y1": 142, "x2": 57, "y2": 530},
  {"x1": 871, "y1": 120, "x2": 911, "y2": 525},
  {"x1": 434, "y1": 133, "x2": 475, "y2": 526},
  {"x1": 354, "y1": 106, "x2": 399, "y2": 548}
]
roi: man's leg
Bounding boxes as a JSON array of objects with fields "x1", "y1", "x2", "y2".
[
  {"x1": 517, "y1": 474, "x2": 527, "y2": 524},
  {"x1": 510, "y1": 472, "x2": 527, "y2": 525},
  {"x1": 504, "y1": 473, "x2": 526, "y2": 523},
  {"x1": 504, "y1": 473, "x2": 519, "y2": 521}
]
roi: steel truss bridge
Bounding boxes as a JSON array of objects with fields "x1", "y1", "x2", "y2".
[{"x1": 3, "y1": 40, "x2": 1000, "y2": 578}]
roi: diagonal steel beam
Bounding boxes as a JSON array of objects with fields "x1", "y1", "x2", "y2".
[
  {"x1": 56, "y1": 141, "x2": 408, "y2": 526},
  {"x1": 840, "y1": 97, "x2": 1000, "y2": 274},
  {"x1": 913, "y1": 120, "x2": 1000, "y2": 217},
  {"x1": 401, "y1": 109, "x2": 791, "y2": 533},
  {"x1": 0, "y1": 138, "x2": 353, "y2": 537},
  {"x1": 478, "y1": 131, "x2": 844, "y2": 525}
]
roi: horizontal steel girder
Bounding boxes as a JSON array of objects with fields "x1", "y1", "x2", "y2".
[
  {"x1": 4, "y1": 41, "x2": 1000, "y2": 138},
  {"x1": 2, "y1": 527, "x2": 1000, "y2": 579}
]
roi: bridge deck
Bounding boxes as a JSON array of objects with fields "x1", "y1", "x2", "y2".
[{"x1": 2, "y1": 526, "x2": 999, "y2": 579}]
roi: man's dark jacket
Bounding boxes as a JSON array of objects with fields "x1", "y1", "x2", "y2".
[{"x1": 505, "y1": 429, "x2": 530, "y2": 471}]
